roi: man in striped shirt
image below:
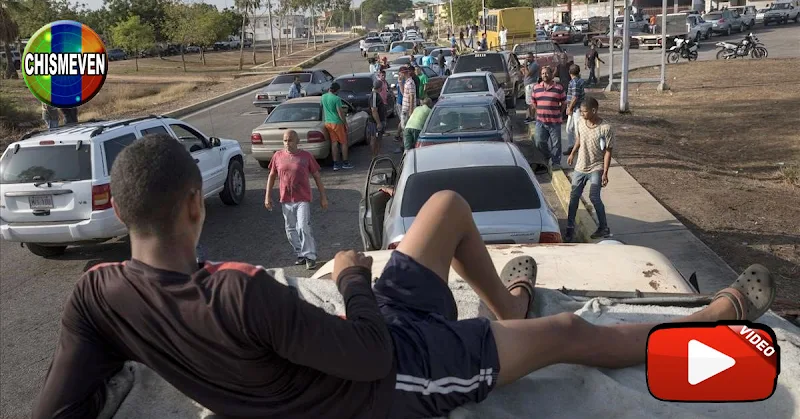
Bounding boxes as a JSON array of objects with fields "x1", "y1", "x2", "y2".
[{"x1": 532, "y1": 66, "x2": 567, "y2": 169}]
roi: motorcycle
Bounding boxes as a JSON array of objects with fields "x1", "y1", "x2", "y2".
[
  {"x1": 667, "y1": 37, "x2": 698, "y2": 63},
  {"x1": 716, "y1": 33, "x2": 768, "y2": 60}
]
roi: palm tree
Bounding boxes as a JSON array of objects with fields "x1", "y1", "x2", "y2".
[{"x1": 0, "y1": 0, "x2": 20, "y2": 79}]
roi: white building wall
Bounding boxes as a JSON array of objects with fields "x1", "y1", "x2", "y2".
[{"x1": 251, "y1": 14, "x2": 308, "y2": 42}]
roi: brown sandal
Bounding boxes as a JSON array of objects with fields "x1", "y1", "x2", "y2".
[
  {"x1": 712, "y1": 264, "x2": 775, "y2": 321},
  {"x1": 479, "y1": 256, "x2": 537, "y2": 320}
]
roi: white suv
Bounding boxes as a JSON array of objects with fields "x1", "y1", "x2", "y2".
[{"x1": 0, "y1": 116, "x2": 246, "y2": 257}]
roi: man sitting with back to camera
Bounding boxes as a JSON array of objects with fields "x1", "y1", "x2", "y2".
[{"x1": 33, "y1": 133, "x2": 777, "y2": 418}]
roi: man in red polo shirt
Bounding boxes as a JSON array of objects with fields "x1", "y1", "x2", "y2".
[{"x1": 532, "y1": 66, "x2": 567, "y2": 170}]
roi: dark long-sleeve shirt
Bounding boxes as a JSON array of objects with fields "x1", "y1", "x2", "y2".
[{"x1": 32, "y1": 259, "x2": 395, "y2": 419}]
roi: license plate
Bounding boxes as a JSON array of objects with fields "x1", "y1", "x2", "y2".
[{"x1": 29, "y1": 195, "x2": 54, "y2": 210}]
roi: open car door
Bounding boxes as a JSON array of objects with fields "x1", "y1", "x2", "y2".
[{"x1": 359, "y1": 156, "x2": 397, "y2": 251}]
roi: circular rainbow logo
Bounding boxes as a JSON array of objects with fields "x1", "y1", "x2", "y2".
[{"x1": 22, "y1": 20, "x2": 108, "y2": 108}]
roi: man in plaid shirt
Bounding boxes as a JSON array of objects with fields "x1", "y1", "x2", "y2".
[
  {"x1": 400, "y1": 66, "x2": 417, "y2": 130},
  {"x1": 564, "y1": 64, "x2": 586, "y2": 156}
]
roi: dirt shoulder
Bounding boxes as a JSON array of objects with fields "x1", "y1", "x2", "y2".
[{"x1": 591, "y1": 58, "x2": 800, "y2": 305}]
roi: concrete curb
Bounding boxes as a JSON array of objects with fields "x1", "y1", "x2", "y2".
[
  {"x1": 549, "y1": 168, "x2": 597, "y2": 243},
  {"x1": 164, "y1": 37, "x2": 364, "y2": 119}
]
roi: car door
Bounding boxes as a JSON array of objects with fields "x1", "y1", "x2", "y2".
[
  {"x1": 167, "y1": 122, "x2": 225, "y2": 197},
  {"x1": 507, "y1": 54, "x2": 522, "y2": 96},
  {"x1": 360, "y1": 156, "x2": 397, "y2": 251},
  {"x1": 494, "y1": 100, "x2": 513, "y2": 139},
  {"x1": 342, "y1": 99, "x2": 365, "y2": 146},
  {"x1": 421, "y1": 66, "x2": 444, "y2": 99},
  {"x1": 489, "y1": 74, "x2": 505, "y2": 105}
]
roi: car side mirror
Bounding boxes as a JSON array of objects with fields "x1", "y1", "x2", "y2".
[
  {"x1": 210, "y1": 137, "x2": 221, "y2": 147},
  {"x1": 370, "y1": 173, "x2": 391, "y2": 186}
]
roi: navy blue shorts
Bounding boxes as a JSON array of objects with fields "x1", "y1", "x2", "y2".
[{"x1": 373, "y1": 251, "x2": 500, "y2": 419}]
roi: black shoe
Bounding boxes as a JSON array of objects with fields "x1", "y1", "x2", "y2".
[
  {"x1": 590, "y1": 227, "x2": 611, "y2": 239},
  {"x1": 305, "y1": 258, "x2": 317, "y2": 270},
  {"x1": 564, "y1": 227, "x2": 575, "y2": 243},
  {"x1": 295, "y1": 257, "x2": 306, "y2": 265}
]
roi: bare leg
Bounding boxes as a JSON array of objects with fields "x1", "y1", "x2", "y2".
[
  {"x1": 395, "y1": 190, "x2": 529, "y2": 320},
  {"x1": 330, "y1": 141, "x2": 341, "y2": 163},
  {"x1": 491, "y1": 296, "x2": 738, "y2": 386},
  {"x1": 341, "y1": 140, "x2": 350, "y2": 161}
]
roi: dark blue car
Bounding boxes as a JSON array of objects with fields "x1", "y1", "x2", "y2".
[{"x1": 416, "y1": 96, "x2": 513, "y2": 148}]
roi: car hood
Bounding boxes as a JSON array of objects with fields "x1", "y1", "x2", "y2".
[{"x1": 220, "y1": 138, "x2": 241, "y2": 150}]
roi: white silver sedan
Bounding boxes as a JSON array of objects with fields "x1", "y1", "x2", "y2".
[
  {"x1": 359, "y1": 142, "x2": 562, "y2": 251},
  {"x1": 438, "y1": 71, "x2": 506, "y2": 108}
]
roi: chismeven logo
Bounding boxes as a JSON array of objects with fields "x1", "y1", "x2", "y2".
[{"x1": 22, "y1": 20, "x2": 108, "y2": 108}]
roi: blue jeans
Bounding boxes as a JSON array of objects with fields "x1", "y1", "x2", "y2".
[
  {"x1": 534, "y1": 121, "x2": 562, "y2": 166},
  {"x1": 566, "y1": 108, "x2": 581, "y2": 149},
  {"x1": 567, "y1": 170, "x2": 607, "y2": 230},
  {"x1": 588, "y1": 67, "x2": 597, "y2": 84},
  {"x1": 282, "y1": 201, "x2": 317, "y2": 260}
]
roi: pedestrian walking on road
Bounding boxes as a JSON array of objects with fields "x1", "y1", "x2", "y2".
[
  {"x1": 321, "y1": 83, "x2": 353, "y2": 170},
  {"x1": 367, "y1": 79, "x2": 387, "y2": 157},
  {"x1": 564, "y1": 64, "x2": 586, "y2": 155},
  {"x1": 585, "y1": 44, "x2": 605, "y2": 85},
  {"x1": 532, "y1": 66, "x2": 567, "y2": 170},
  {"x1": 499, "y1": 26, "x2": 508, "y2": 50},
  {"x1": 565, "y1": 97, "x2": 613, "y2": 242},
  {"x1": 265, "y1": 130, "x2": 328, "y2": 270},
  {"x1": 403, "y1": 97, "x2": 432, "y2": 151},
  {"x1": 459, "y1": 29, "x2": 466, "y2": 49},
  {"x1": 437, "y1": 51, "x2": 446, "y2": 76},
  {"x1": 523, "y1": 52, "x2": 541, "y2": 123},
  {"x1": 394, "y1": 71, "x2": 406, "y2": 145},
  {"x1": 467, "y1": 25, "x2": 475, "y2": 48}
]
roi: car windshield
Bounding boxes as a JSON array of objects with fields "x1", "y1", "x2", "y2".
[
  {"x1": 336, "y1": 77, "x2": 374, "y2": 92},
  {"x1": 366, "y1": 37, "x2": 382, "y2": 43},
  {"x1": 424, "y1": 105, "x2": 496, "y2": 133},
  {"x1": 265, "y1": 103, "x2": 321, "y2": 123},
  {"x1": 443, "y1": 76, "x2": 489, "y2": 94},
  {"x1": 455, "y1": 54, "x2": 505, "y2": 73},
  {"x1": 384, "y1": 69, "x2": 401, "y2": 85},
  {"x1": 401, "y1": 166, "x2": 541, "y2": 217},
  {"x1": 392, "y1": 41, "x2": 415, "y2": 50},
  {"x1": 772, "y1": 3, "x2": 789, "y2": 9},
  {"x1": 0, "y1": 144, "x2": 92, "y2": 184},
  {"x1": 273, "y1": 74, "x2": 312, "y2": 84}
]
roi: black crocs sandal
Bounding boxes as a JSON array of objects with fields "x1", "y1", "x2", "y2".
[
  {"x1": 712, "y1": 264, "x2": 776, "y2": 321},
  {"x1": 478, "y1": 256, "x2": 538, "y2": 321}
]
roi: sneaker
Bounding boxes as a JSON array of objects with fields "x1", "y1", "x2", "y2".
[
  {"x1": 305, "y1": 258, "x2": 317, "y2": 270},
  {"x1": 342, "y1": 161, "x2": 354, "y2": 170},
  {"x1": 564, "y1": 227, "x2": 575, "y2": 243},
  {"x1": 294, "y1": 257, "x2": 306, "y2": 265},
  {"x1": 590, "y1": 227, "x2": 611, "y2": 239},
  {"x1": 333, "y1": 162, "x2": 341, "y2": 171}
]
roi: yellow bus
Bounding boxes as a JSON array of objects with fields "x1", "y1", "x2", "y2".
[{"x1": 480, "y1": 7, "x2": 536, "y2": 49}]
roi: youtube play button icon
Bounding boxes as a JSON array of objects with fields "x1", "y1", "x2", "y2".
[
  {"x1": 687, "y1": 340, "x2": 736, "y2": 385},
  {"x1": 647, "y1": 322, "x2": 780, "y2": 402}
]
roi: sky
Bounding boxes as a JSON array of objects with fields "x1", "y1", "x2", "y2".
[{"x1": 81, "y1": 0, "x2": 369, "y2": 11}]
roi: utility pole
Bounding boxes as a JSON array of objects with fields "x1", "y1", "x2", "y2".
[
  {"x1": 267, "y1": 1, "x2": 276, "y2": 66},
  {"x1": 658, "y1": 0, "x2": 669, "y2": 91},
  {"x1": 605, "y1": 0, "x2": 615, "y2": 92},
  {"x1": 619, "y1": 0, "x2": 630, "y2": 112},
  {"x1": 449, "y1": 0, "x2": 454, "y2": 33}
]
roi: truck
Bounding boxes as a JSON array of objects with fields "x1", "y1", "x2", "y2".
[
  {"x1": 96, "y1": 243, "x2": 800, "y2": 418},
  {"x1": 632, "y1": 13, "x2": 712, "y2": 50}
]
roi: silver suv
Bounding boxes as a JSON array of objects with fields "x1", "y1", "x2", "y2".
[{"x1": 0, "y1": 116, "x2": 246, "y2": 257}]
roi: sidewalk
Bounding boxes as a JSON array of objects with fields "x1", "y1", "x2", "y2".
[{"x1": 523, "y1": 121, "x2": 738, "y2": 293}]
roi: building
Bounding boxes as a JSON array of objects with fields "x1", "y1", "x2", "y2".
[{"x1": 251, "y1": 13, "x2": 308, "y2": 42}]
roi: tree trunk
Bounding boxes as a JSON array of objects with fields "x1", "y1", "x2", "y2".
[
  {"x1": 201, "y1": 48, "x2": 206, "y2": 65},
  {"x1": 238, "y1": 10, "x2": 246, "y2": 70},
  {"x1": 180, "y1": 45, "x2": 186, "y2": 72},
  {"x1": 3, "y1": 43, "x2": 18, "y2": 79},
  {"x1": 267, "y1": 2, "x2": 276, "y2": 67},
  {"x1": 312, "y1": 8, "x2": 317, "y2": 50},
  {"x1": 134, "y1": 55, "x2": 139, "y2": 72},
  {"x1": 277, "y1": 16, "x2": 283, "y2": 58}
]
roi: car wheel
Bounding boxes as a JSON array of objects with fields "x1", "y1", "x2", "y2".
[
  {"x1": 695, "y1": 31, "x2": 701, "y2": 42},
  {"x1": 25, "y1": 243, "x2": 67, "y2": 258},
  {"x1": 219, "y1": 159, "x2": 246, "y2": 206},
  {"x1": 706, "y1": 29, "x2": 713, "y2": 39},
  {"x1": 258, "y1": 160, "x2": 270, "y2": 169}
]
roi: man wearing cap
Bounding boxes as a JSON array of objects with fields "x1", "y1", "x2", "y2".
[
  {"x1": 321, "y1": 83, "x2": 353, "y2": 171},
  {"x1": 367, "y1": 79, "x2": 387, "y2": 157}
]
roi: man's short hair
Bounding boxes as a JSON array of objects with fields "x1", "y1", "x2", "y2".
[
  {"x1": 582, "y1": 96, "x2": 599, "y2": 110},
  {"x1": 569, "y1": 64, "x2": 581, "y2": 76},
  {"x1": 110, "y1": 134, "x2": 202, "y2": 236},
  {"x1": 330, "y1": 82, "x2": 340, "y2": 92},
  {"x1": 422, "y1": 97, "x2": 433, "y2": 107}
]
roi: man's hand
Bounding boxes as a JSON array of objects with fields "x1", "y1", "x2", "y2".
[
  {"x1": 379, "y1": 187, "x2": 394, "y2": 196},
  {"x1": 602, "y1": 172, "x2": 609, "y2": 187},
  {"x1": 264, "y1": 199, "x2": 273, "y2": 211},
  {"x1": 377, "y1": 122, "x2": 383, "y2": 131},
  {"x1": 321, "y1": 196, "x2": 329, "y2": 210},
  {"x1": 567, "y1": 153, "x2": 576, "y2": 166},
  {"x1": 332, "y1": 250, "x2": 373, "y2": 286}
]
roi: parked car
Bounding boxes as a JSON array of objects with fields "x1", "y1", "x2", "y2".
[
  {"x1": 763, "y1": 0, "x2": 800, "y2": 24},
  {"x1": 0, "y1": 116, "x2": 245, "y2": 257},
  {"x1": 756, "y1": 8, "x2": 770, "y2": 24},
  {"x1": 249, "y1": 97, "x2": 369, "y2": 167},
  {"x1": 253, "y1": 70, "x2": 335, "y2": 110},
  {"x1": 438, "y1": 71, "x2": 506, "y2": 108},
  {"x1": 185, "y1": 45, "x2": 202, "y2": 53},
  {"x1": 452, "y1": 51, "x2": 524, "y2": 109},
  {"x1": 366, "y1": 44, "x2": 388, "y2": 54},
  {"x1": 106, "y1": 48, "x2": 128, "y2": 61},
  {"x1": 730, "y1": 5, "x2": 758, "y2": 28},
  {"x1": 383, "y1": 65, "x2": 446, "y2": 99},
  {"x1": 415, "y1": 95, "x2": 513, "y2": 148},
  {"x1": 573, "y1": 19, "x2": 590, "y2": 32},
  {"x1": 391, "y1": 54, "x2": 423, "y2": 66},
  {"x1": 429, "y1": 47, "x2": 455, "y2": 75},
  {"x1": 536, "y1": 29, "x2": 550, "y2": 41},
  {"x1": 686, "y1": 14, "x2": 714, "y2": 41},
  {"x1": 513, "y1": 41, "x2": 574, "y2": 72},
  {"x1": 359, "y1": 142, "x2": 562, "y2": 250},
  {"x1": 332, "y1": 72, "x2": 382, "y2": 113},
  {"x1": 360, "y1": 37, "x2": 385, "y2": 56},
  {"x1": 550, "y1": 25, "x2": 585, "y2": 44},
  {"x1": 703, "y1": 10, "x2": 744, "y2": 35},
  {"x1": 379, "y1": 32, "x2": 394, "y2": 43},
  {"x1": 0, "y1": 50, "x2": 21, "y2": 70}
]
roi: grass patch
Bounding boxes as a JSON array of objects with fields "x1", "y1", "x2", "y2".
[
  {"x1": 780, "y1": 163, "x2": 800, "y2": 188},
  {"x1": 78, "y1": 82, "x2": 201, "y2": 120}
]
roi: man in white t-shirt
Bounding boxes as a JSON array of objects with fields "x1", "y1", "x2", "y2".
[{"x1": 499, "y1": 27, "x2": 508, "y2": 50}]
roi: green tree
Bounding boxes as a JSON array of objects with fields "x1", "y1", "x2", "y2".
[
  {"x1": 1, "y1": 0, "x2": 20, "y2": 79},
  {"x1": 104, "y1": 0, "x2": 172, "y2": 42},
  {"x1": 451, "y1": 0, "x2": 480, "y2": 26},
  {"x1": 110, "y1": 15, "x2": 154, "y2": 71},
  {"x1": 193, "y1": 7, "x2": 228, "y2": 65},
  {"x1": 379, "y1": 11, "x2": 398, "y2": 26},
  {"x1": 220, "y1": 7, "x2": 244, "y2": 38}
]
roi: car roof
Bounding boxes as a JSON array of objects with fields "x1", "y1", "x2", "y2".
[
  {"x1": 410, "y1": 142, "x2": 520, "y2": 173},
  {"x1": 433, "y1": 95, "x2": 496, "y2": 107},
  {"x1": 283, "y1": 70, "x2": 314, "y2": 74},
  {"x1": 10, "y1": 116, "x2": 171, "y2": 145},
  {"x1": 447, "y1": 71, "x2": 491, "y2": 78},
  {"x1": 334, "y1": 72, "x2": 375, "y2": 79}
]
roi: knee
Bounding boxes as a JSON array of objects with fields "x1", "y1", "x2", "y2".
[
  {"x1": 426, "y1": 190, "x2": 470, "y2": 214},
  {"x1": 553, "y1": 312, "x2": 591, "y2": 336}
]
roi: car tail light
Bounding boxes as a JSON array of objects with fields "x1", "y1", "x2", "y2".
[
  {"x1": 92, "y1": 184, "x2": 112, "y2": 211},
  {"x1": 539, "y1": 232, "x2": 562, "y2": 243},
  {"x1": 39, "y1": 140, "x2": 55, "y2": 145},
  {"x1": 250, "y1": 133, "x2": 263, "y2": 144},
  {"x1": 307, "y1": 131, "x2": 325, "y2": 143},
  {"x1": 388, "y1": 241, "x2": 401, "y2": 249},
  {"x1": 718, "y1": 18, "x2": 725, "y2": 23},
  {"x1": 257, "y1": 94, "x2": 267, "y2": 100}
]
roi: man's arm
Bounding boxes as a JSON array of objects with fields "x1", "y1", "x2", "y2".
[
  {"x1": 311, "y1": 170, "x2": 328, "y2": 209},
  {"x1": 602, "y1": 147, "x2": 613, "y2": 186},
  {"x1": 33, "y1": 290, "x2": 125, "y2": 419},
  {"x1": 265, "y1": 166, "x2": 277, "y2": 209},
  {"x1": 337, "y1": 104, "x2": 347, "y2": 123},
  {"x1": 243, "y1": 265, "x2": 393, "y2": 382}
]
